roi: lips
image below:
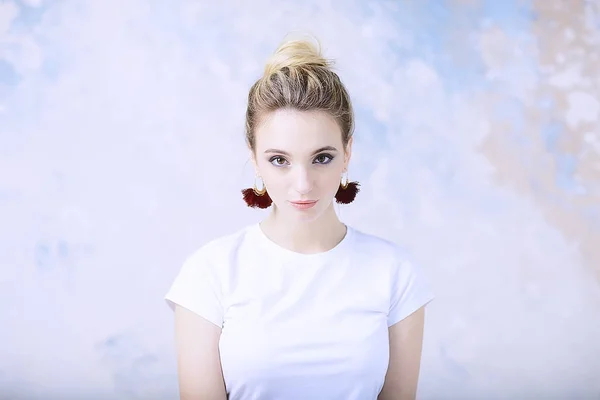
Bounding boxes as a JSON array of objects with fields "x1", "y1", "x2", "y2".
[{"x1": 290, "y1": 200, "x2": 318, "y2": 210}]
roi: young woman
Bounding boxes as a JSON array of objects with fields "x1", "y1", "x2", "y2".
[{"x1": 165, "y1": 36, "x2": 435, "y2": 400}]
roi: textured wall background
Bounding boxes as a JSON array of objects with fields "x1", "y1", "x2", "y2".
[{"x1": 1, "y1": 0, "x2": 599, "y2": 399}]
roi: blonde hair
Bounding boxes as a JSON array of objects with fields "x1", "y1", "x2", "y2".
[{"x1": 245, "y1": 36, "x2": 354, "y2": 152}]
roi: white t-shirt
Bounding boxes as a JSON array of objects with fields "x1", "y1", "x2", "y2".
[{"x1": 165, "y1": 223, "x2": 434, "y2": 400}]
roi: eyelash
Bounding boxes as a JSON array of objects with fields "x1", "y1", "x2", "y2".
[{"x1": 269, "y1": 153, "x2": 334, "y2": 167}]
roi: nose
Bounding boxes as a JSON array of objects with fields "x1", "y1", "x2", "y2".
[{"x1": 293, "y1": 166, "x2": 313, "y2": 196}]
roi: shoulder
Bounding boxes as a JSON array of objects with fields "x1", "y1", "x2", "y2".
[
  {"x1": 165, "y1": 226, "x2": 256, "y2": 326},
  {"x1": 347, "y1": 228, "x2": 435, "y2": 325},
  {"x1": 347, "y1": 225, "x2": 410, "y2": 266},
  {"x1": 347, "y1": 226, "x2": 427, "y2": 290},
  {"x1": 181, "y1": 224, "x2": 254, "y2": 269}
]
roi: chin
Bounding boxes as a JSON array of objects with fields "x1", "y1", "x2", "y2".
[{"x1": 286, "y1": 202, "x2": 330, "y2": 222}]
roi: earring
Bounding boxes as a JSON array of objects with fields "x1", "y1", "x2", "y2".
[
  {"x1": 242, "y1": 176, "x2": 272, "y2": 208},
  {"x1": 335, "y1": 171, "x2": 360, "y2": 204}
]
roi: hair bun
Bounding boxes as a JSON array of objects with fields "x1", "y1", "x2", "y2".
[{"x1": 264, "y1": 36, "x2": 332, "y2": 77}]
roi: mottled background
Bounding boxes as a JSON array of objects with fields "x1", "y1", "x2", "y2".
[{"x1": 1, "y1": 0, "x2": 599, "y2": 399}]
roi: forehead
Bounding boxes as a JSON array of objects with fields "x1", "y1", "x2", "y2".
[{"x1": 255, "y1": 109, "x2": 342, "y2": 152}]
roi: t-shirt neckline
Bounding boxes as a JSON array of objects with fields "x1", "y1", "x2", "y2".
[{"x1": 250, "y1": 222, "x2": 354, "y2": 260}]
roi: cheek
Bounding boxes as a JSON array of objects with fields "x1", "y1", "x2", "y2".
[
  {"x1": 322, "y1": 169, "x2": 343, "y2": 190},
  {"x1": 330, "y1": 175, "x2": 343, "y2": 191},
  {"x1": 259, "y1": 167, "x2": 283, "y2": 193}
]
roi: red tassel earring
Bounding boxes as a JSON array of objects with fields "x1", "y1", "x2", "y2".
[
  {"x1": 335, "y1": 171, "x2": 360, "y2": 204},
  {"x1": 242, "y1": 176, "x2": 272, "y2": 209}
]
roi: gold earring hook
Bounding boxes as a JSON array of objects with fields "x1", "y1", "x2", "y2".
[
  {"x1": 340, "y1": 171, "x2": 349, "y2": 189},
  {"x1": 253, "y1": 176, "x2": 267, "y2": 195}
]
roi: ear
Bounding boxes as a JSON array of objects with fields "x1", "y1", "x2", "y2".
[
  {"x1": 249, "y1": 149, "x2": 259, "y2": 176},
  {"x1": 343, "y1": 137, "x2": 353, "y2": 170}
]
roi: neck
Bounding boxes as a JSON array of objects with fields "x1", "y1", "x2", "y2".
[{"x1": 260, "y1": 204, "x2": 347, "y2": 254}]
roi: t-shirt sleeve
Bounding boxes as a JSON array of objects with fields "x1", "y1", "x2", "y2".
[
  {"x1": 388, "y1": 257, "x2": 435, "y2": 327},
  {"x1": 164, "y1": 249, "x2": 224, "y2": 328}
]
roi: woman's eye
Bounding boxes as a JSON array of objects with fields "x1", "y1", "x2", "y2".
[
  {"x1": 314, "y1": 154, "x2": 333, "y2": 164},
  {"x1": 270, "y1": 156, "x2": 288, "y2": 166}
]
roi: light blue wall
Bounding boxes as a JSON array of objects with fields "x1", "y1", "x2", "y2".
[{"x1": 1, "y1": 0, "x2": 599, "y2": 398}]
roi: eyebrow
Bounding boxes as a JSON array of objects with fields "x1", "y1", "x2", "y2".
[{"x1": 264, "y1": 146, "x2": 339, "y2": 156}]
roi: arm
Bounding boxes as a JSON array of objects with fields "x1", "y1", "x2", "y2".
[
  {"x1": 174, "y1": 304, "x2": 227, "y2": 400},
  {"x1": 378, "y1": 306, "x2": 426, "y2": 400}
]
